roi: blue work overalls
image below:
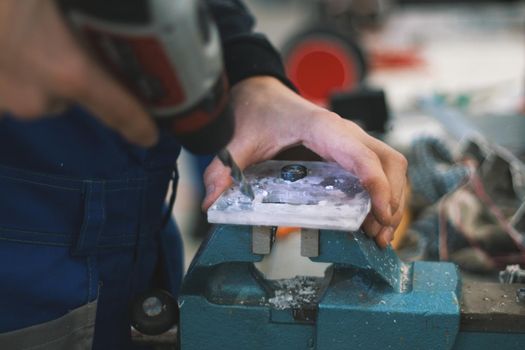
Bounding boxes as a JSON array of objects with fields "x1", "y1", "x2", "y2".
[{"x1": 0, "y1": 106, "x2": 184, "y2": 349}]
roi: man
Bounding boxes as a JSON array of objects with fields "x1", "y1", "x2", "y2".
[{"x1": 0, "y1": 0, "x2": 407, "y2": 348}]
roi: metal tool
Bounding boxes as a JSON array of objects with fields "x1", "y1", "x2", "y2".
[
  {"x1": 58, "y1": 3, "x2": 249, "y2": 345},
  {"x1": 179, "y1": 235, "x2": 525, "y2": 348},
  {"x1": 62, "y1": 0, "x2": 253, "y2": 194},
  {"x1": 59, "y1": 0, "x2": 234, "y2": 155},
  {"x1": 131, "y1": 161, "x2": 525, "y2": 348},
  {"x1": 180, "y1": 161, "x2": 525, "y2": 349},
  {"x1": 216, "y1": 149, "x2": 254, "y2": 201}
]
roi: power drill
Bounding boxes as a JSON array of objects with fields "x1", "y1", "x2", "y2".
[
  {"x1": 57, "y1": 0, "x2": 254, "y2": 337},
  {"x1": 58, "y1": 0, "x2": 231, "y2": 153},
  {"x1": 59, "y1": 0, "x2": 254, "y2": 199}
]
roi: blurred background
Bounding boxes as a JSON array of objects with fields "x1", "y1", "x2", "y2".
[{"x1": 176, "y1": 0, "x2": 525, "y2": 280}]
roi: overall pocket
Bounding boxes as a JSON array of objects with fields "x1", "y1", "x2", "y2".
[
  {"x1": 0, "y1": 163, "x2": 175, "y2": 349},
  {"x1": 0, "y1": 300, "x2": 97, "y2": 350},
  {"x1": 0, "y1": 240, "x2": 99, "y2": 349},
  {"x1": 0, "y1": 166, "x2": 101, "y2": 348}
]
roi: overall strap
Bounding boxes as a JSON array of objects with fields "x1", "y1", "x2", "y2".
[{"x1": 72, "y1": 180, "x2": 106, "y2": 256}]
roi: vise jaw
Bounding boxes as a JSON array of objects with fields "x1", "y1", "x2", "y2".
[{"x1": 179, "y1": 225, "x2": 461, "y2": 350}]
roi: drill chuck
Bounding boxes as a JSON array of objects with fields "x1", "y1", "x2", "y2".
[{"x1": 156, "y1": 75, "x2": 234, "y2": 154}]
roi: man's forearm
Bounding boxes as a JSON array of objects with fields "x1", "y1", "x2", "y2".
[{"x1": 205, "y1": 0, "x2": 293, "y2": 89}]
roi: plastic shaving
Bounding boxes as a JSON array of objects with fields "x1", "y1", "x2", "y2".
[{"x1": 267, "y1": 277, "x2": 320, "y2": 310}]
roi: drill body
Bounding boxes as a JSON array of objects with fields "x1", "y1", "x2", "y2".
[{"x1": 60, "y1": 0, "x2": 234, "y2": 154}]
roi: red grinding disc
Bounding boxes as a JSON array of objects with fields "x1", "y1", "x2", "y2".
[{"x1": 286, "y1": 39, "x2": 358, "y2": 105}]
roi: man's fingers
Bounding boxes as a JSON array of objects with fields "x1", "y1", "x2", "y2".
[
  {"x1": 0, "y1": 0, "x2": 158, "y2": 145},
  {"x1": 375, "y1": 226, "x2": 394, "y2": 250},
  {"x1": 373, "y1": 187, "x2": 407, "y2": 249},
  {"x1": 201, "y1": 141, "x2": 258, "y2": 211},
  {"x1": 315, "y1": 121, "x2": 394, "y2": 227},
  {"x1": 366, "y1": 138, "x2": 408, "y2": 214},
  {"x1": 362, "y1": 214, "x2": 382, "y2": 238},
  {"x1": 383, "y1": 155, "x2": 408, "y2": 214},
  {"x1": 342, "y1": 147, "x2": 392, "y2": 227},
  {"x1": 0, "y1": 77, "x2": 51, "y2": 118},
  {"x1": 72, "y1": 63, "x2": 158, "y2": 147},
  {"x1": 363, "y1": 214, "x2": 394, "y2": 250},
  {"x1": 202, "y1": 157, "x2": 232, "y2": 210},
  {"x1": 390, "y1": 185, "x2": 407, "y2": 229},
  {"x1": 331, "y1": 121, "x2": 406, "y2": 226}
]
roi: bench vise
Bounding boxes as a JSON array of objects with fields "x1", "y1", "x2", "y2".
[
  {"x1": 177, "y1": 161, "x2": 525, "y2": 349},
  {"x1": 180, "y1": 224, "x2": 463, "y2": 349},
  {"x1": 132, "y1": 161, "x2": 524, "y2": 349}
]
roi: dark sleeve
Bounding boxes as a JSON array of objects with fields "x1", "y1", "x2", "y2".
[{"x1": 205, "y1": 0, "x2": 295, "y2": 90}]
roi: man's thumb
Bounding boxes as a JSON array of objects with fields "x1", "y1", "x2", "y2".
[{"x1": 201, "y1": 157, "x2": 232, "y2": 211}]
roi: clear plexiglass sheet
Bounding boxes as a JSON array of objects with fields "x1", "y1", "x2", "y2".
[{"x1": 207, "y1": 161, "x2": 371, "y2": 231}]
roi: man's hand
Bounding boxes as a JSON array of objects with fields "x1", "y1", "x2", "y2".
[
  {"x1": 202, "y1": 76, "x2": 407, "y2": 248},
  {"x1": 0, "y1": 0, "x2": 157, "y2": 146}
]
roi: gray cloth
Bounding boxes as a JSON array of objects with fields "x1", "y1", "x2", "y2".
[
  {"x1": 0, "y1": 301, "x2": 97, "y2": 350},
  {"x1": 406, "y1": 137, "x2": 525, "y2": 273},
  {"x1": 408, "y1": 136, "x2": 471, "y2": 206}
]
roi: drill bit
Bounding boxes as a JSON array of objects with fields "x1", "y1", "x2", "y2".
[{"x1": 217, "y1": 149, "x2": 255, "y2": 201}]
